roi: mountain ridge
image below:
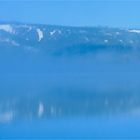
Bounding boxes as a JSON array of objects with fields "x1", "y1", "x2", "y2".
[{"x1": 0, "y1": 22, "x2": 140, "y2": 56}]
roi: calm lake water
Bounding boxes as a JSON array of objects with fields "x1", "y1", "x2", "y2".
[{"x1": 1, "y1": 57, "x2": 140, "y2": 139}]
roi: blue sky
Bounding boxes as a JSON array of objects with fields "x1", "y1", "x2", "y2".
[{"x1": 0, "y1": 1, "x2": 140, "y2": 28}]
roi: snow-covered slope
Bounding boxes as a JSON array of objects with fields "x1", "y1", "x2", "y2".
[{"x1": 1, "y1": 23, "x2": 140, "y2": 55}]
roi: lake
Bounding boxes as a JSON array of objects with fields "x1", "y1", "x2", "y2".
[{"x1": 1, "y1": 69, "x2": 140, "y2": 139}]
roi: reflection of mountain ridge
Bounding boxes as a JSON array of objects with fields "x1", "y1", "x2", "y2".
[{"x1": 0, "y1": 88, "x2": 140, "y2": 123}]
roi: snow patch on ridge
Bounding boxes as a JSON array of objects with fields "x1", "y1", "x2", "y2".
[
  {"x1": 16, "y1": 24, "x2": 32, "y2": 32},
  {"x1": 50, "y1": 30, "x2": 56, "y2": 36},
  {"x1": 36, "y1": 28, "x2": 43, "y2": 41},
  {"x1": 0, "y1": 38, "x2": 20, "y2": 46},
  {"x1": 128, "y1": 29, "x2": 140, "y2": 34},
  {"x1": 0, "y1": 24, "x2": 15, "y2": 34},
  {"x1": 49, "y1": 30, "x2": 62, "y2": 36}
]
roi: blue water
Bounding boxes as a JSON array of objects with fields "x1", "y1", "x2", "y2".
[
  {"x1": 1, "y1": 115, "x2": 140, "y2": 139},
  {"x1": 0, "y1": 75, "x2": 140, "y2": 139},
  {"x1": 1, "y1": 55, "x2": 140, "y2": 139}
]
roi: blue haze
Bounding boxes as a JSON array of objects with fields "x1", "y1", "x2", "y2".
[{"x1": 0, "y1": 1, "x2": 140, "y2": 139}]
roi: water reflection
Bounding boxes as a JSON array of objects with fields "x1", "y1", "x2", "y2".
[{"x1": 1, "y1": 87, "x2": 140, "y2": 123}]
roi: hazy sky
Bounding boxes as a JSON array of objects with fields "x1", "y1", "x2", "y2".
[{"x1": 0, "y1": 1, "x2": 140, "y2": 27}]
